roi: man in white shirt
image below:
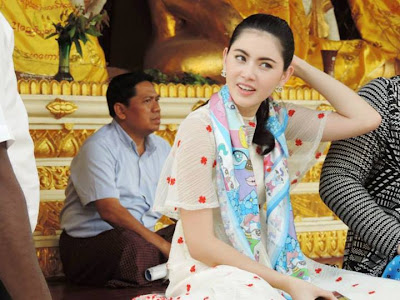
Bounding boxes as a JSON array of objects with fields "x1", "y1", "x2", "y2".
[{"x1": 0, "y1": 12, "x2": 51, "y2": 300}]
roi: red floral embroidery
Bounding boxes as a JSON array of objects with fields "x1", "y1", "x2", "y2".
[
  {"x1": 368, "y1": 291, "x2": 375, "y2": 294},
  {"x1": 186, "y1": 284, "x2": 191, "y2": 292},
  {"x1": 204, "y1": 297, "x2": 209, "y2": 300},
  {"x1": 315, "y1": 268, "x2": 322, "y2": 274},
  {"x1": 295, "y1": 139, "x2": 303, "y2": 146},
  {"x1": 246, "y1": 284, "x2": 254, "y2": 287},
  {"x1": 291, "y1": 179, "x2": 298, "y2": 185},
  {"x1": 253, "y1": 276, "x2": 261, "y2": 280},
  {"x1": 248, "y1": 121, "x2": 256, "y2": 127},
  {"x1": 201, "y1": 156, "x2": 207, "y2": 165},
  {"x1": 315, "y1": 152, "x2": 322, "y2": 159},
  {"x1": 190, "y1": 265, "x2": 196, "y2": 273},
  {"x1": 174, "y1": 207, "x2": 177, "y2": 211},
  {"x1": 166, "y1": 176, "x2": 171, "y2": 184},
  {"x1": 318, "y1": 113, "x2": 325, "y2": 119},
  {"x1": 170, "y1": 178, "x2": 176, "y2": 185},
  {"x1": 206, "y1": 125, "x2": 212, "y2": 132},
  {"x1": 288, "y1": 109, "x2": 295, "y2": 117},
  {"x1": 177, "y1": 140, "x2": 181, "y2": 147},
  {"x1": 335, "y1": 276, "x2": 342, "y2": 282},
  {"x1": 198, "y1": 196, "x2": 206, "y2": 203},
  {"x1": 212, "y1": 160, "x2": 217, "y2": 168},
  {"x1": 352, "y1": 283, "x2": 359, "y2": 287},
  {"x1": 177, "y1": 237, "x2": 184, "y2": 244}
]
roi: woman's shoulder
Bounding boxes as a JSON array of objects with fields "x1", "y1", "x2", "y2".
[{"x1": 181, "y1": 104, "x2": 212, "y2": 128}]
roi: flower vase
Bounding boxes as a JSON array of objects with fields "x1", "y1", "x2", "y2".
[{"x1": 54, "y1": 36, "x2": 74, "y2": 81}]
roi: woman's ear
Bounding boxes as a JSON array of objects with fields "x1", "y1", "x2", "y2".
[
  {"x1": 279, "y1": 65, "x2": 294, "y2": 87},
  {"x1": 222, "y1": 47, "x2": 228, "y2": 69},
  {"x1": 114, "y1": 103, "x2": 126, "y2": 120}
]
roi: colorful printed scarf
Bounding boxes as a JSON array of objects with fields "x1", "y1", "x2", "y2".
[{"x1": 209, "y1": 85, "x2": 309, "y2": 282}]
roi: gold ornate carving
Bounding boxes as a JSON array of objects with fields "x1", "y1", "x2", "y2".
[
  {"x1": 317, "y1": 103, "x2": 334, "y2": 111},
  {"x1": 18, "y1": 78, "x2": 328, "y2": 101},
  {"x1": 46, "y1": 98, "x2": 78, "y2": 119},
  {"x1": 36, "y1": 247, "x2": 64, "y2": 278},
  {"x1": 301, "y1": 162, "x2": 324, "y2": 183},
  {"x1": 192, "y1": 100, "x2": 206, "y2": 111},
  {"x1": 291, "y1": 194, "x2": 336, "y2": 220},
  {"x1": 35, "y1": 201, "x2": 64, "y2": 235},
  {"x1": 155, "y1": 125, "x2": 178, "y2": 146},
  {"x1": 38, "y1": 166, "x2": 70, "y2": 190},
  {"x1": 31, "y1": 129, "x2": 95, "y2": 158},
  {"x1": 297, "y1": 230, "x2": 347, "y2": 261},
  {"x1": 155, "y1": 215, "x2": 176, "y2": 232},
  {"x1": 153, "y1": 83, "x2": 221, "y2": 98},
  {"x1": 18, "y1": 79, "x2": 108, "y2": 96}
]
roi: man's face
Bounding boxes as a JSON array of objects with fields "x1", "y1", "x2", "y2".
[{"x1": 120, "y1": 81, "x2": 161, "y2": 137}]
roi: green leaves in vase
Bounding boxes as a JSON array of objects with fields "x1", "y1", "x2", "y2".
[{"x1": 46, "y1": 6, "x2": 109, "y2": 57}]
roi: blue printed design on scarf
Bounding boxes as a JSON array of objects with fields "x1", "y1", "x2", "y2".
[{"x1": 209, "y1": 85, "x2": 309, "y2": 295}]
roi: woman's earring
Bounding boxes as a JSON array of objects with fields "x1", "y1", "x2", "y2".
[
  {"x1": 275, "y1": 85, "x2": 283, "y2": 92},
  {"x1": 221, "y1": 69, "x2": 226, "y2": 78}
]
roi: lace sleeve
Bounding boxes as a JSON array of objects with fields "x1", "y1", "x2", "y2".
[
  {"x1": 153, "y1": 107, "x2": 219, "y2": 219},
  {"x1": 283, "y1": 102, "x2": 330, "y2": 186}
]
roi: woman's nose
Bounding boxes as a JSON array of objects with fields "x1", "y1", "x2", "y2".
[{"x1": 240, "y1": 63, "x2": 256, "y2": 80}]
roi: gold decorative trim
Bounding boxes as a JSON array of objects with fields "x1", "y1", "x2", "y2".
[
  {"x1": 297, "y1": 230, "x2": 347, "y2": 259},
  {"x1": 36, "y1": 247, "x2": 64, "y2": 278},
  {"x1": 35, "y1": 201, "x2": 64, "y2": 235},
  {"x1": 291, "y1": 193, "x2": 336, "y2": 220},
  {"x1": 46, "y1": 98, "x2": 78, "y2": 119},
  {"x1": 192, "y1": 100, "x2": 207, "y2": 111},
  {"x1": 31, "y1": 129, "x2": 95, "y2": 158},
  {"x1": 301, "y1": 162, "x2": 324, "y2": 183},
  {"x1": 154, "y1": 125, "x2": 178, "y2": 146},
  {"x1": 18, "y1": 79, "x2": 325, "y2": 100},
  {"x1": 38, "y1": 166, "x2": 70, "y2": 190},
  {"x1": 18, "y1": 79, "x2": 108, "y2": 96}
]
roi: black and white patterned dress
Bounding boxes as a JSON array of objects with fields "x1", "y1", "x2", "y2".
[{"x1": 320, "y1": 76, "x2": 400, "y2": 277}]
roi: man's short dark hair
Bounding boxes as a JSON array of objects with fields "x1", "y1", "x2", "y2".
[{"x1": 106, "y1": 71, "x2": 154, "y2": 118}]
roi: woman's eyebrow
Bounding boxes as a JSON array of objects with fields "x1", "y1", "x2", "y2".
[{"x1": 233, "y1": 48, "x2": 277, "y2": 63}]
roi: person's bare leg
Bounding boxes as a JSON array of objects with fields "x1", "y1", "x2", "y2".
[{"x1": 0, "y1": 143, "x2": 51, "y2": 300}]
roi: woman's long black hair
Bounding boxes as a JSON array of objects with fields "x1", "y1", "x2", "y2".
[{"x1": 228, "y1": 14, "x2": 295, "y2": 155}]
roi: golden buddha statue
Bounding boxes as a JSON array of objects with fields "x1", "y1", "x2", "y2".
[
  {"x1": 145, "y1": 0, "x2": 399, "y2": 89},
  {"x1": 0, "y1": 0, "x2": 108, "y2": 83}
]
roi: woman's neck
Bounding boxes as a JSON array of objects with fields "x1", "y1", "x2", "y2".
[{"x1": 235, "y1": 102, "x2": 259, "y2": 118}]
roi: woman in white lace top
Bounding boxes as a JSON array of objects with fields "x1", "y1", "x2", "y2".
[{"x1": 135, "y1": 14, "x2": 400, "y2": 300}]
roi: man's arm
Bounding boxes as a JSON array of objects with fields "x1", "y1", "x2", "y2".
[
  {"x1": 0, "y1": 143, "x2": 51, "y2": 300},
  {"x1": 95, "y1": 198, "x2": 171, "y2": 257},
  {"x1": 319, "y1": 130, "x2": 400, "y2": 258}
]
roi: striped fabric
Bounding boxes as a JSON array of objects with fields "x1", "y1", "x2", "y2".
[{"x1": 319, "y1": 76, "x2": 400, "y2": 276}]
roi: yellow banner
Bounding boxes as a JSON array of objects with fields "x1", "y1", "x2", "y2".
[{"x1": 0, "y1": 0, "x2": 108, "y2": 83}]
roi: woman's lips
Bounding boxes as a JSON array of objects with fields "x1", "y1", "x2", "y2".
[{"x1": 237, "y1": 83, "x2": 256, "y2": 96}]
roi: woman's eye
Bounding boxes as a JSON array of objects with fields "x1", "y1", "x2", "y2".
[
  {"x1": 235, "y1": 55, "x2": 245, "y2": 62},
  {"x1": 260, "y1": 62, "x2": 272, "y2": 69}
]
